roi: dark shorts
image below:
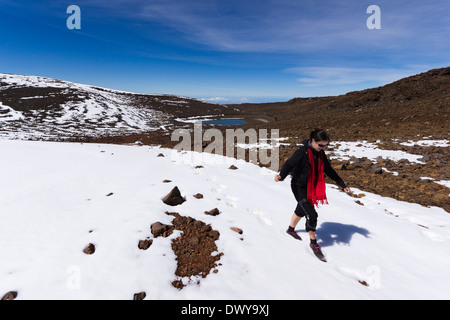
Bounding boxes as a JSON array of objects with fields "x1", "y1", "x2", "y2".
[{"x1": 291, "y1": 182, "x2": 318, "y2": 232}]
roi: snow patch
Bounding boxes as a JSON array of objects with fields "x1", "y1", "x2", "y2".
[{"x1": 0, "y1": 102, "x2": 24, "y2": 121}]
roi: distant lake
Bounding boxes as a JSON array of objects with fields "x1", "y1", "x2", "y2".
[{"x1": 202, "y1": 119, "x2": 247, "y2": 126}]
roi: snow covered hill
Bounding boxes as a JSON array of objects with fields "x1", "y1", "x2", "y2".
[
  {"x1": 1, "y1": 139, "x2": 449, "y2": 300},
  {"x1": 0, "y1": 73, "x2": 227, "y2": 140}
]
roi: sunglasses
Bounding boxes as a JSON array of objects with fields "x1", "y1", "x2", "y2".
[{"x1": 317, "y1": 142, "x2": 328, "y2": 148}]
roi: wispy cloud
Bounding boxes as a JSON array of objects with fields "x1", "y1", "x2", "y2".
[
  {"x1": 287, "y1": 66, "x2": 432, "y2": 87},
  {"x1": 137, "y1": 0, "x2": 363, "y2": 52},
  {"x1": 135, "y1": 0, "x2": 450, "y2": 55}
]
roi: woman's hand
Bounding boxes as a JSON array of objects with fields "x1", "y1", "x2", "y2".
[
  {"x1": 343, "y1": 187, "x2": 353, "y2": 195},
  {"x1": 274, "y1": 174, "x2": 282, "y2": 182}
]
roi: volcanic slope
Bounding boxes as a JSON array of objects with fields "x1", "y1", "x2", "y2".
[{"x1": 0, "y1": 73, "x2": 237, "y2": 141}]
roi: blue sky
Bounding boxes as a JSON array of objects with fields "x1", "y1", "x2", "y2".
[{"x1": 1, "y1": 0, "x2": 449, "y2": 103}]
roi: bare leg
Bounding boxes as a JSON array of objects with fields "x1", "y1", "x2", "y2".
[
  {"x1": 290, "y1": 214, "x2": 316, "y2": 240},
  {"x1": 290, "y1": 213, "x2": 301, "y2": 229}
]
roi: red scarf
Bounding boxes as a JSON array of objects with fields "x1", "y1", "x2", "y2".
[{"x1": 307, "y1": 149, "x2": 328, "y2": 208}]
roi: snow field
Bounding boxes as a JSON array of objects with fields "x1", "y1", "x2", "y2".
[{"x1": 0, "y1": 139, "x2": 449, "y2": 300}]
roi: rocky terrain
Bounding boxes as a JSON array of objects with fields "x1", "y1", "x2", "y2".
[
  {"x1": 236, "y1": 67, "x2": 449, "y2": 212},
  {"x1": 326, "y1": 140, "x2": 449, "y2": 212}
]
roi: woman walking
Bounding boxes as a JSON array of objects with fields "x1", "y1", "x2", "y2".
[{"x1": 275, "y1": 129, "x2": 351, "y2": 260}]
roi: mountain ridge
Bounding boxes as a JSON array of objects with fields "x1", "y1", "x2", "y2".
[{"x1": 234, "y1": 66, "x2": 450, "y2": 141}]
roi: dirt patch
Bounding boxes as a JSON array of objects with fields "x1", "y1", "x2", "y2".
[{"x1": 151, "y1": 212, "x2": 223, "y2": 290}]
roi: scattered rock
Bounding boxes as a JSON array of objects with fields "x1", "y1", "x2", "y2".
[
  {"x1": 367, "y1": 165, "x2": 383, "y2": 174},
  {"x1": 151, "y1": 222, "x2": 172, "y2": 238},
  {"x1": 349, "y1": 192, "x2": 366, "y2": 199},
  {"x1": 1, "y1": 291, "x2": 18, "y2": 300},
  {"x1": 358, "y1": 280, "x2": 369, "y2": 287},
  {"x1": 229, "y1": 165, "x2": 238, "y2": 170},
  {"x1": 138, "y1": 239, "x2": 153, "y2": 250},
  {"x1": 162, "y1": 186, "x2": 186, "y2": 206},
  {"x1": 230, "y1": 227, "x2": 243, "y2": 234},
  {"x1": 83, "y1": 243, "x2": 95, "y2": 255},
  {"x1": 188, "y1": 236, "x2": 200, "y2": 246},
  {"x1": 204, "y1": 208, "x2": 220, "y2": 216},
  {"x1": 157, "y1": 153, "x2": 164, "y2": 157},
  {"x1": 361, "y1": 158, "x2": 373, "y2": 170},
  {"x1": 172, "y1": 280, "x2": 184, "y2": 290},
  {"x1": 163, "y1": 179, "x2": 172, "y2": 183},
  {"x1": 335, "y1": 163, "x2": 348, "y2": 170},
  {"x1": 106, "y1": 192, "x2": 114, "y2": 197},
  {"x1": 327, "y1": 144, "x2": 450, "y2": 213},
  {"x1": 193, "y1": 193, "x2": 203, "y2": 199},
  {"x1": 133, "y1": 292, "x2": 146, "y2": 300},
  {"x1": 432, "y1": 192, "x2": 448, "y2": 203}
]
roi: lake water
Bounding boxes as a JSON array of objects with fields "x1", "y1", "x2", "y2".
[{"x1": 202, "y1": 119, "x2": 247, "y2": 126}]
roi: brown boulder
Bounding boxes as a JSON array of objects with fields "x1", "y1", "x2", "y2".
[{"x1": 162, "y1": 186, "x2": 186, "y2": 206}]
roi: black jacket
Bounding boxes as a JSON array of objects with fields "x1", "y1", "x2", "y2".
[{"x1": 279, "y1": 139, "x2": 346, "y2": 189}]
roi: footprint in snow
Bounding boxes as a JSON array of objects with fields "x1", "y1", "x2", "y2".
[
  {"x1": 251, "y1": 209, "x2": 273, "y2": 226},
  {"x1": 225, "y1": 195, "x2": 238, "y2": 208},
  {"x1": 335, "y1": 265, "x2": 382, "y2": 289}
]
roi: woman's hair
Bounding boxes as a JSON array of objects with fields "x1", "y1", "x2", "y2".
[{"x1": 310, "y1": 129, "x2": 330, "y2": 142}]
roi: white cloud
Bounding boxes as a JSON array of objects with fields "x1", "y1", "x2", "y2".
[{"x1": 203, "y1": 97, "x2": 229, "y2": 103}]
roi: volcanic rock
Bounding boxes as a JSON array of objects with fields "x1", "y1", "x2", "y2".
[
  {"x1": 162, "y1": 186, "x2": 186, "y2": 206},
  {"x1": 151, "y1": 222, "x2": 171, "y2": 238},
  {"x1": 133, "y1": 292, "x2": 146, "y2": 300},
  {"x1": 138, "y1": 239, "x2": 153, "y2": 250},
  {"x1": 204, "y1": 208, "x2": 220, "y2": 216},
  {"x1": 83, "y1": 243, "x2": 95, "y2": 255},
  {"x1": 1, "y1": 291, "x2": 18, "y2": 300},
  {"x1": 230, "y1": 227, "x2": 243, "y2": 234}
]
